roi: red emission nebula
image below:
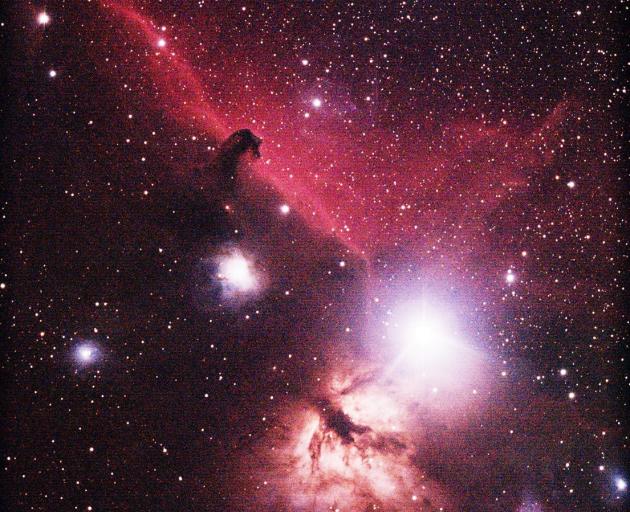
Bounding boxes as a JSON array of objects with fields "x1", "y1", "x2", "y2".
[{"x1": 2, "y1": 1, "x2": 627, "y2": 512}]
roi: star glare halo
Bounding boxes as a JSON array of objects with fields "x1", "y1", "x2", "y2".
[
  {"x1": 390, "y1": 302, "x2": 460, "y2": 365},
  {"x1": 385, "y1": 299, "x2": 477, "y2": 387}
]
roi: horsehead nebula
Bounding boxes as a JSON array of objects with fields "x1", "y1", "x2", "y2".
[
  {"x1": 5, "y1": 2, "x2": 625, "y2": 512},
  {"x1": 97, "y1": 1, "x2": 582, "y2": 265}
]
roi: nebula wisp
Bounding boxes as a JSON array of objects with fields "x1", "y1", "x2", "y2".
[{"x1": 238, "y1": 296, "x2": 488, "y2": 511}]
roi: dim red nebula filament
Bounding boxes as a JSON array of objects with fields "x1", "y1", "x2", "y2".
[{"x1": 100, "y1": 1, "x2": 228, "y2": 141}]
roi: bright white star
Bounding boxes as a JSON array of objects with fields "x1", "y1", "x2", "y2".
[
  {"x1": 312, "y1": 98, "x2": 322, "y2": 108},
  {"x1": 279, "y1": 204, "x2": 290, "y2": 215},
  {"x1": 37, "y1": 12, "x2": 50, "y2": 25},
  {"x1": 389, "y1": 301, "x2": 462, "y2": 370}
]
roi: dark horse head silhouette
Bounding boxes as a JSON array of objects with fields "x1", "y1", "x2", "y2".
[{"x1": 209, "y1": 129, "x2": 262, "y2": 194}]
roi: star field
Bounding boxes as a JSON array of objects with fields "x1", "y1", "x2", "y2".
[{"x1": 1, "y1": 1, "x2": 627, "y2": 511}]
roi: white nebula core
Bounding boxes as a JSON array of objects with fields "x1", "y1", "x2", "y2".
[{"x1": 215, "y1": 248, "x2": 261, "y2": 298}]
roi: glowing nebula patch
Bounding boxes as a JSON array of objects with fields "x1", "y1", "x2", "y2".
[
  {"x1": 217, "y1": 253, "x2": 257, "y2": 292},
  {"x1": 243, "y1": 368, "x2": 459, "y2": 511},
  {"x1": 213, "y1": 247, "x2": 263, "y2": 300}
]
